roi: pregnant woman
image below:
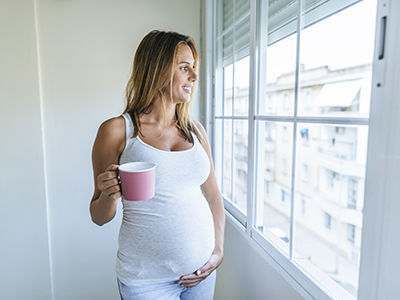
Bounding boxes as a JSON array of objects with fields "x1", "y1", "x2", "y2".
[{"x1": 89, "y1": 30, "x2": 225, "y2": 300}]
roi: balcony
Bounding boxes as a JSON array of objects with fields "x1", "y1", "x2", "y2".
[{"x1": 315, "y1": 150, "x2": 366, "y2": 178}]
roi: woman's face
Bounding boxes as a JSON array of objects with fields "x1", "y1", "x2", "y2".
[{"x1": 165, "y1": 44, "x2": 198, "y2": 104}]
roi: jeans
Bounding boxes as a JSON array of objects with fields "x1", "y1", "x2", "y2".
[{"x1": 117, "y1": 271, "x2": 216, "y2": 300}]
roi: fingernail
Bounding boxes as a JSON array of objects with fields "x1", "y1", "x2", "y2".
[{"x1": 197, "y1": 270, "x2": 201, "y2": 276}]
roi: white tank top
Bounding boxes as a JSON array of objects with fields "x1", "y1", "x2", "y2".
[{"x1": 116, "y1": 113, "x2": 215, "y2": 285}]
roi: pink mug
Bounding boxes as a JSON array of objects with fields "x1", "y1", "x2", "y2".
[{"x1": 118, "y1": 162, "x2": 156, "y2": 201}]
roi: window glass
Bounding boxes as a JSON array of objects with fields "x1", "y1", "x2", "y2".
[
  {"x1": 294, "y1": 123, "x2": 367, "y2": 295},
  {"x1": 290, "y1": 1, "x2": 375, "y2": 295},
  {"x1": 219, "y1": 64, "x2": 233, "y2": 117},
  {"x1": 222, "y1": 119, "x2": 233, "y2": 200},
  {"x1": 260, "y1": 35, "x2": 297, "y2": 116},
  {"x1": 217, "y1": 116, "x2": 249, "y2": 215},
  {"x1": 232, "y1": 120, "x2": 248, "y2": 214},
  {"x1": 233, "y1": 57, "x2": 250, "y2": 116},
  {"x1": 298, "y1": 0, "x2": 376, "y2": 118},
  {"x1": 216, "y1": 0, "x2": 251, "y2": 217},
  {"x1": 348, "y1": 178, "x2": 358, "y2": 209},
  {"x1": 254, "y1": 121, "x2": 293, "y2": 253},
  {"x1": 260, "y1": 0, "x2": 374, "y2": 297}
]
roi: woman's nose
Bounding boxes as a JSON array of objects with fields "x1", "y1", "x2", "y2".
[{"x1": 189, "y1": 69, "x2": 198, "y2": 82}]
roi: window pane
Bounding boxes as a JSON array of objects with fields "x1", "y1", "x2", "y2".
[
  {"x1": 234, "y1": 56, "x2": 250, "y2": 116},
  {"x1": 294, "y1": 123, "x2": 368, "y2": 296},
  {"x1": 255, "y1": 121, "x2": 293, "y2": 253},
  {"x1": 214, "y1": 119, "x2": 223, "y2": 189},
  {"x1": 232, "y1": 120, "x2": 248, "y2": 214},
  {"x1": 219, "y1": 59, "x2": 249, "y2": 118},
  {"x1": 298, "y1": 0, "x2": 376, "y2": 117},
  {"x1": 260, "y1": 35, "x2": 297, "y2": 116},
  {"x1": 220, "y1": 64, "x2": 233, "y2": 117},
  {"x1": 222, "y1": 119, "x2": 233, "y2": 200},
  {"x1": 218, "y1": 118, "x2": 248, "y2": 215}
]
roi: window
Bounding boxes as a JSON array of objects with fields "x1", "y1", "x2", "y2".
[
  {"x1": 348, "y1": 178, "x2": 358, "y2": 209},
  {"x1": 267, "y1": 93, "x2": 276, "y2": 112},
  {"x1": 348, "y1": 224, "x2": 356, "y2": 243},
  {"x1": 281, "y1": 157, "x2": 288, "y2": 174},
  {"x1": 336, "y1": 126, "x2": 346, "y2": 135},
  {"x1": 329, "y1": 171, "x2": 339, "y2": 189},
  {"x1": 282, "y1": 126, "x2": 288, "y2": 142},
  {"x1": 281, "y1": 189, "x2": 286, "y2": 202},
  {"x1": 264, "y1": 180, "x2": 269, "y2": 194},
  {"x1": 301, "y1": 164, "x2": 309, "y2": 181},
  {"x1": 299, "y1": 127, "x2": 309, "y2": 144},
  {"x1": 283, "y1": 91, "x2": 290, "y2": 110},
  {"x1": 301, "y1": 198, "x2": 306, "y2": 215},
  {"x1": 302, "y1": 88, "x2": 312, "y2": 110},
  {"x1": 212, "y1": 0, "x2": 378, "y2": 298},
  {"x1": 324, "y1": 212, "x2": 332, "y2": 230}
]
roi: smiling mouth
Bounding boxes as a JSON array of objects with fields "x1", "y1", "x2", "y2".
[{"x1": 183, "y1": 87, "x2": 191, "y2": 94}]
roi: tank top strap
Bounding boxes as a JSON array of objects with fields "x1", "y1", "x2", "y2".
[{"x1": 121, "y1": 113, "x2": 134, "y2": 141}]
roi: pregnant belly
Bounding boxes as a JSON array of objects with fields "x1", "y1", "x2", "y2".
[{"x1": 117, "y1": 197, "x2": 215, "y2": 283}]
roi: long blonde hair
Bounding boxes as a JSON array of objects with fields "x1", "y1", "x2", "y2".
[{"x1": 124, "y1": 30, "x2": 204, "y2": 144}]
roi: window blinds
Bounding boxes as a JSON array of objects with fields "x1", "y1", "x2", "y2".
[
  {"x1": 219, "y1": 0, "x2": 360, "y2": 67},
  {"x1": 221, "y1": 0, "x2": 251, "y2": 66}
]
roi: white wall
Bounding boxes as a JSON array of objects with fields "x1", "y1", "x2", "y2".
[
  {"x1": 0, "y1": 1, "x2": 52, "y2": 299},
  {"x1": 1, "y1": 0, "x2": 201, "y2": 299}
]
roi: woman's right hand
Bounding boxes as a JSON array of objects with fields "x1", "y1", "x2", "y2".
[{"x1": 97, "y1": 164, "x2": 121, "y2": 201}]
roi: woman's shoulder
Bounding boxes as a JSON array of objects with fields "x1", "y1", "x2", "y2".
[
  {"x1": 99, "y1": 116, "x2": 125, "y2": 133},
  {"x1": 96, "y1": 116, "x2": 126, "y2": 148},
  {"x1": 193, "y1": 120, "x2": 206, "y2": 134}
]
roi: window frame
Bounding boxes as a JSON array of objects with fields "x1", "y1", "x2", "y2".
[{"x1": 204, "y1": 0, "x2": 397, "y2": 299}]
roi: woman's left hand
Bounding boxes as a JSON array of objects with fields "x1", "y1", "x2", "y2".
[{"x1": 178, "y1": 251, "x2": 223, "y2": 288}]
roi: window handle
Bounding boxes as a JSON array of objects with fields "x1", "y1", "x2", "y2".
[
  {"x1": 375, "y1": 2, "x2": 389, "y2": 88},
  {"x1": 378, "y1": 16, "x2": 387, "y2": 60}
]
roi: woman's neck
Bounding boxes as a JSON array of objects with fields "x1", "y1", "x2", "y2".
[{"x1": 141, "y1": 96, "x2": 176, "y2": 127}]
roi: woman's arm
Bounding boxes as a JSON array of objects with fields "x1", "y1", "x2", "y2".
[
  {"x1": 179, "y1": 121, "x2": 225, "y2": 288},
  {"x1": 90, "y1": 116, "x2": 126, "y2": 226}
]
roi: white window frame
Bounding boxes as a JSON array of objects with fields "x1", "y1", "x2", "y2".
[{"x1": 204, "y1": 0, "x2": 400, "y2": 299}]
